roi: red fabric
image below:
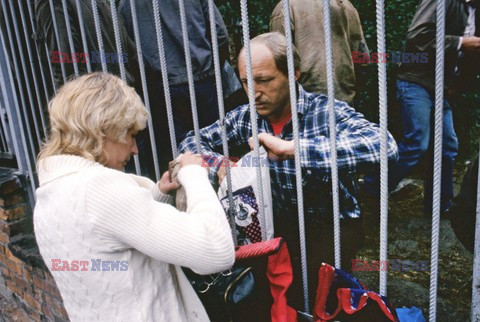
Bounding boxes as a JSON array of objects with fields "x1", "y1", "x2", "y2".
[
  {"x1": 313, "y1": 264, "x2": 398, "y2": 322},
  {"x1": 270, "y1": 112, "x2": 292, "y2": 136},
  {"x1": 266, "y1": 241, "x2": 297, "y2": 322},
  {"x1": 235, "y1": 237, "x2": 282, "y2": 260},
  {"x1": 313, "y1": 264, "x2": 343, "y2": 320},
  {"x1": 235, "y1": 238, "x2": 297, "y2": 322}
]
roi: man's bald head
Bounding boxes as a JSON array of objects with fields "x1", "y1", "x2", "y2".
[{"x1": 238, "y1": 32, "x2": 300, "y2": 77}]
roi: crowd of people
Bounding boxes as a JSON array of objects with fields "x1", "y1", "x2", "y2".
[{"x1": 29, "y1": 0, "x2": 479, "y2": 320}]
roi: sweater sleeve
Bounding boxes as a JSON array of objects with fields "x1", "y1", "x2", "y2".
[{"x1": 86, "y1": 165, "x2": 235, "y2": 275}]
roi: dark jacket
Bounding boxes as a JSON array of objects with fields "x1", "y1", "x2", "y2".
[
  {"x1": 449, "y1": 154, "x2": 478, "y2": 253},
  {"x1": 119, "y1": 0, "x2": 229, "y2": 86},
  {"x1": 398, "y1": 0, "x2": 480, "y2": 93},
  {"x1": 270, "y1": 0, "x2": 369, "y2": 106},
  {"x1": 35, "y1": 0, "x2": 139, "y2": 89}
]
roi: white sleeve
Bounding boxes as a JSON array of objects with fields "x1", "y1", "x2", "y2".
[{"x1": 86, "y1": 165, "x2": 235, "y2": 275}]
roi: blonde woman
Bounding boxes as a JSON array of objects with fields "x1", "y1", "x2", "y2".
[{"x1": 34, "y1": 73, "x2": 234, "y2": 321}]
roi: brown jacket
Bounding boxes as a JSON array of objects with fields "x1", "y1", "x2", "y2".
[
  {"x1": 270, "y1": 0, "x2": 369, "y2": 105},
  {"x1": 398, "y1": 0, "x2": 480, "y2": 93}
]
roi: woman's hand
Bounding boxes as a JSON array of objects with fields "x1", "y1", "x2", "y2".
[
  {"x1": 158, "y1": 152, "x2": 203, "y2": 194},
  {"x1": 158, "y1": 171, "x2": 180, "y2": 194}
]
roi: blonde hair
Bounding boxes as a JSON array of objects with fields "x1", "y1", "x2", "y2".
[{"x1": 38, "y1": 72, "x2": 148, "y2": 165}]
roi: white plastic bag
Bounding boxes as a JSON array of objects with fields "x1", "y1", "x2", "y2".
[{"x1": 218, "y1": 147, "x2": 274, "y2": 244}]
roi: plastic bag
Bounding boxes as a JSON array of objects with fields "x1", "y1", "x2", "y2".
[{"x1": 218, "y1": 147, "x2": 274, "y2": 244}]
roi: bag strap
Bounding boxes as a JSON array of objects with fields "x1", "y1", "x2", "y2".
[{"x1": 235, "y1": 237, "x2": 283, "y2": 261}]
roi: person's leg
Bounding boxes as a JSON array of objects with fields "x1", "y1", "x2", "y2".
[
  {"x1": 423, "y1": 99, "x2": 458, "y2": 213},
  {"x1": 170, "y1": 77, "x2": 219, "y2": 144},
  {"x1": 195, "y1": 76, "x2": 220, "y2": 129},
  {"x1": 364, "y1": 80, "x2": 433, "y2": 196}
]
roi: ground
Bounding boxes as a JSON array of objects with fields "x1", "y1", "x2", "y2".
[{"x1": 355, "y1": 161, "x2": 475, "y2": 322}]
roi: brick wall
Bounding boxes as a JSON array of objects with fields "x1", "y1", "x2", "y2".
[{"x1": 0, "y1": 168, "x2": 68, "y2": 321}]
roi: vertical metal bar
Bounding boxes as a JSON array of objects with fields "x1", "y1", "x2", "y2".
[
  {"x1": 109, "y1": 0, "x2": 140, "y2": 175},
  {"x1": 0, "y1": 24, "x2": 37, "y2": 200},
  {"x1": 44, "y1": 42, "x2": 57, "y2": 95},
  {"x1": 61, "y1": 0, "x2": 79, "y2": 76},
  {"x1": 109, "y1": 1, "x2": 126, "y2": 81},
  {"x1": 152, "y1": 0, "x2": 178, "y2": 159},
  {"x1": 429, "y1": 0, "x2": 446, "y2": 319},
  {"x1": 282, "y1": 0, "x2": 309, "y2": 312},
  {"x1": 0, "y1": 104, "x2": 9, "y2": 152},
  {"x1": 75, "y1": 0, "x2": 92, "y2": 73},
  {"x1": 376, "y1": 0, "x2": 389, "y2": 297},
  {"x1": 0, "y1": 0, "x2": 37, "y2": 160},
  {"x1": 472, "y1": 145, "x2": 480, "y2": 321},
  {"x1": 207, "y1": 0, "x2": 236, "y2": 245},
  {"x1": 17, "y1": 0, "x2": 49, "y2": 137},
  {"x1": 129, "y1": 0, "x2": 161, "y2": 180},
  {"x1": 239, "y1": 0, "x2": 268, "y2": 284},
  {"x1": 178, "y1": 0, "x2": 202, "y2": 153},
  {"x1": 322, "y1": 0, "x2": 341, "y2": 269},
  {"x1": 48, "y1": 0, "x2": 67, "y2": 83},
  {"x1": 8, "y1": 0, "x2": 43, "y2": 148},
  {"x1": 25, "y1": 0, "x2": 52, "y2": 112},
  {"x1": 26, "y1": 0, "x2": 57, "y2": 95},
  {"x1": 91, "y1": 0, "x2": 107, "y2": 73}
]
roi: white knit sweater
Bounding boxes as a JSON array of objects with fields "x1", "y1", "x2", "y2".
[{"x1": 34, "y1": 155, "x2": 235, "y2": 321}]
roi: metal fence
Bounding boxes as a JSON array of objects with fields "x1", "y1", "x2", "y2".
[{"x1": 0, "y1": 0, "x2": 478, "y2": 321}]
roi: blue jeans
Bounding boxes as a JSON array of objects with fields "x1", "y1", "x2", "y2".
[{"x1": 365, "y1": 79, "x2": 458, "y2": 212}]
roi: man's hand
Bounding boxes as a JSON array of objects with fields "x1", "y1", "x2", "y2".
[
  {"x1": 178, "y1": 151, "x2": 203, "y2": 167},
  {"x1": 217, "y1": 160, "x2": 237, "y2": 185},
  {"x1": 158, "y1": 171, "x2": 180, "y2": 194},
  {"x1": 249, "y1": 133, "x2": 295, "y2": 161},
  {"x1": 461, "y1": 36, "x2": 480, "y2": 52}
]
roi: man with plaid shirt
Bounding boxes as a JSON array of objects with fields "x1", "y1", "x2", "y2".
[{"x1": 178, "y1": 32, "x2": 398, "y2": 310}]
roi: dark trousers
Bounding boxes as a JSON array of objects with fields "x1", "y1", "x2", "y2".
[
  {"x1": 365, "y1": 80, "x2": 458, "y2": 213},
  {"x1": 130, "y1": 73, "x2": 220, "y2": 179},
  {"x1": 274, "y1": 212, "x2": 364, "y2": 312}
]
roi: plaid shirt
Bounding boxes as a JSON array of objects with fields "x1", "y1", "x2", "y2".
[{"x1": 178, "y1": 84, "x2": 398, "y2": 219}]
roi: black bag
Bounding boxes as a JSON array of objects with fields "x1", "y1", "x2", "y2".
[{"x1": 184, "y1": 238, "x2": 296, "y2": 322}]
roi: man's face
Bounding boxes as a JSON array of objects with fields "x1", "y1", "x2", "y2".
[{"x1": 238, "y1": 44, "x2": 293, "y2": 123}]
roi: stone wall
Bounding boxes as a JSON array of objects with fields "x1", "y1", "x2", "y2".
[{"x1": 0, "y1": 168, "x2": 68, "y2": 321}]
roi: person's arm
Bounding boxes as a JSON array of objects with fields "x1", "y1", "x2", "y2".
[
  {"x1": 35, "y1": 0, "x2": 82, "y2": 85},
  {"x1": 346, "y1": 3, "x2": 370, "y2": 98},
  {"x1": 300, "y1": 100, "x2": 398, "y2": 173},
  {"x1": 87, "y1": 165, "x2": 235, "y2": 275},
  {"x1": 178, "y1": 105, "x2": 250, "y2": 184},
  {"x1": 255, "y1": 100, "x2": 398, "y2": 174},
  {"x1": 460, "y1": 36, "x2": 480, "y2": 52},
  {"x1": 405, "y1": 0, "x2": 460, "y2": 60},
  {"x1": 269, "y1": 1, "x2": 289, "y2": 34}
]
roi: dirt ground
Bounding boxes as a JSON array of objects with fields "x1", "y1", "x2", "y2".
[{"x1": 355, "y1": 161, "x2": 475, "y2": 322}]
